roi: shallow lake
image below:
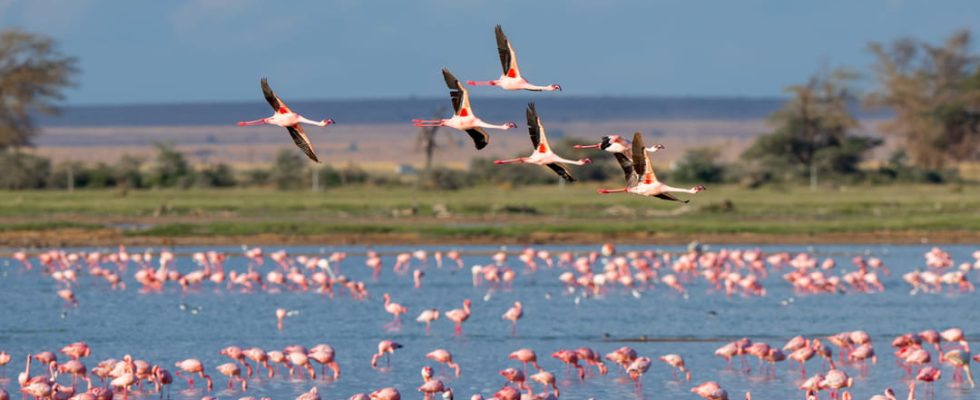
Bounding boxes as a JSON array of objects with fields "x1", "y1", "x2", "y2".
[{"x1": 0, "y1": 243, "x2": 977, "y2": 399}]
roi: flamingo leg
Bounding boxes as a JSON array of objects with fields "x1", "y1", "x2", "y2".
[
  {"x1": 237, "y1": 119, "x2": 267, "y2": 126},
  {"x1": 493, "y1": 158, "x2": 527, "y2": 164},
  {"x1": 466, "y1": 80, "x2": 498, "y2": 86}
]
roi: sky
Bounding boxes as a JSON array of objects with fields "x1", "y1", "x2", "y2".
[{"x1": 1, "y1": 0, "x2": 978, "y2": 105}]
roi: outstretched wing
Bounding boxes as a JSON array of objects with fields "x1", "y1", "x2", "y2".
[
  {"x1": 613, "y1": 152, "x2": 635, "y2": 182},
  {"x1": 654, "y1": 193, "x2": 690, "y2": 203},
  {"x1": 526, "y1": 103, "x2": 549, "y2": 153},
  {"x1": 465, "y1": 127, "x2": 489, "y2": 150},
  {"x1": 443, "y1": 68, "x2": 472, "y2": 117},
  {"x1": 287, "y1": 125, "x2": 320, "y2": 162},
  {"x1": 545, "y1": 163, "x2": 576, "y2": 182},
  {"x1": 631, "y1": 131, "x2": 657, "y2": 183},
  {"x1": 495, "y1": 25, "x2": 520, "y2": 77},
  {"x1": 261, "y1": 78, "x2": 290, "y2": 113}
]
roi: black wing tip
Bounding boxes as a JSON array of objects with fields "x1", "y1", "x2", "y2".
[{"x1": 474, "y1": 141, "x2": 488, "y2": 150}]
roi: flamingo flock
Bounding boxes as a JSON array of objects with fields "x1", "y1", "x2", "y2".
[
  {"x1": 230, "y1": 24, "x2": 707, "y2": 198},
  {"x1": 1, "y1": 244, "x2": 978, "y2": 399}
]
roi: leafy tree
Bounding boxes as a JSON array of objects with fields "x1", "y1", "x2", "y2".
[
  {"x1": 114, "y1": 155, "x2": 145, "y2": 189},
  {"x1": 742, "y1": 68, "x2": 879, "y2": 186},
  {"x1": 867, "y1": 30, "x2": 980, "y2": 169},
  {"x1": 151, "y1": 143, "x2": 193, "y2": 188},
  {"x1": 671, "y1": 147, "x2": 728, "y2": 183},
  {"x1": 0, "y1": 29, "x2": 77, "y2": 149},
  {"x1": 269, "y1": 149, "x2": 305, "y2": 190},
  {"x1": 0, "y1": 150, "x2": 50, "y2": 189}
]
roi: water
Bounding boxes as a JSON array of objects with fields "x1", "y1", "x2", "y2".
[{"x1": 0, "y1": 244, "x2": 977, "y2": 399}]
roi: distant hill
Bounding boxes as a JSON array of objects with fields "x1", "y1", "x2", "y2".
[{"x1": 38, "y1": 96, "x2": 889, "y2": 127}]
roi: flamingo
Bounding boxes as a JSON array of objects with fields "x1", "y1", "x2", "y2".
[
  {"x1": 418, "y1": 379, "x2": 450, "y2": 399},
  {"x1": 598, "y1": 131, "x2": 704, "y2": 200},
  {"x1": 371, "y1": 340, "x2": 403, "y2": 368},
  {"x1": 508, "y1": 349, "x2": 541, "y2": 374},
  {"x1": 309, "y1": 345, "x2": 341, "y2": 380},
  {"x1": 413, "y1": 69, "x2": 516, "y2": 150},
  {"x1": 942, "y1": 349, "x2": 975, "y2": 387},
  {"x1": 626, "y1": 357, "x2": 651, "y2": 388},
  {"x1": 659, "y1": 354, "x2": 691, "y2": 381},
  {"x1": 237, "y1": 78, "x2": 333, "y2": 162},
  {"x1": 369, "y1": 387, "x2": 401, "y2": 400},
  {"x1": 416, "y1": 309, "x2": 440, "y2": 334},
  {"x1": 501, "y1": 301, "x2": 523, "y2": 335},
  {"x1": 219, "y1": 346, "x2": 253, "y2": 378},
  {"x1": 425, "y1": 349, "x2": 461, "y2": 377},
  {"x1": 215, "y1": 363, "x2": 247, "y2": 391},
  {"x1": 445, "y1": 299, "x2": 472, "y2": 336},
  {"x1": 499, "y1": 368, "x2": 530, "y2": 392},
  {"x1": 493, "y1": 103, "x2": 590, "y2": 181},
  {"x1": 529, "y1": 370, "x2": 558, "y2": 397},
  {"x1": 382, "y1": 293, "x2": 408, "y2": 323},
  {"x1": 296, "y1": 387, "x2": 321, "y2": 400},
  {"x1": 466, "y1": 25, "x2": 560, "y2": 92},
  {"x1": 915, "y1": 366, "x2": 940, "y2": 400},
  {"x1": 174, "y1": 359, "x2": 212, "y2": 390}
]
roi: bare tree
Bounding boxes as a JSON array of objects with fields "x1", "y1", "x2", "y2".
[
  {"x1": 867, "y1": 29, "x2": 980, "y2": 169},
  {"x1": 0, "y1": 29, "x2": 78, "y2": 149},
  {"x1": 415, "y1": 106, "x2": 448, "y2": 173}
]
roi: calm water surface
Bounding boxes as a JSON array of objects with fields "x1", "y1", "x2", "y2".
[{"x1": 0, "y1": 244, "x2": 977, "y2": 400}]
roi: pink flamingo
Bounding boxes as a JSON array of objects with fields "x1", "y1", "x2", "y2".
[
  {"x1": 309, "y1": 344, "x2": 341, "y2": 380},
  {"x1": 276, "y1": 308, "x2": 287, "y2": 331},
  {"x1": 445, "y1": 299, "x2": 472, "y2": 336},
  {"x1": 215, "y1": 363, "x2": 247, "y2": 391},
  {"x1": 530, "y1": 370, "x2": 559, "y2": 398},
  {"x1": 412, "y1": 69, "x2": 516, "y2": 150},
  {"x1": 501, "y1": 302, "x2": 523, "y2": 335},
  {"x1": 659, "y1": 354, "x2": 691, "y2": 381},
  {"x1": 915, "y1": 366, "x2": 940, "y2": 400},
  {"x1": 499, "y1": 368, "x2": 530, "y2": 392},
  {"x1": 508, "y1": 349, "x2": 541, "y2": 374},
  {"x1": 493, "y1": 103, "x2": 590, "y2": 182},
  {"x1": 418, "y1": 379, "x2": 450, "y2": 400},
  {"x1": 243, "y1": 348, "x2": 274, "y2": 378},
  {"x1": 237, "y1": 78, "x2": 334, "y2": 162},
  {"x1": 467, "y1": 25, "x2": 560, "y2": 91},
  {"x1": 551, "y1": 350, "x2": 585, "y2": 380},
  {"x1": 368, "y1": 387, "x2": 401, "y2": 400},
  {"x1": 219, "y1": 346, "x2": 253, "y2": 378},
  {"x1": 371, "y1": 340, "x2": 403, "y2": 368},
  {"x1": 425, "y1": 349, "x2": 460, "y2": 377},
  {"x1": 416, "y1": 309, "x2": 440, "y2": 334},
  {"x1": 598, "y1": 132, "x2": 704, "y2": 201},
  {"x1": 382, "y1": 293, "x2": 408, "y2": 323},
  {"x1": 296, "y1": 387, "x2": 321, "y2": 400},
  {"x1": 174, "y1": 359, "x2": 212, "y2": 390}
]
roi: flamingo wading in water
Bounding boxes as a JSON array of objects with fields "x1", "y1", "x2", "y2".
[{"x1": 237, "y1": 78, "x2": 334, "y2": 162}]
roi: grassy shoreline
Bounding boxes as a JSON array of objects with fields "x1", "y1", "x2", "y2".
[{"x1": 0, "y1": 184, "x2": 977, "y2": 247}]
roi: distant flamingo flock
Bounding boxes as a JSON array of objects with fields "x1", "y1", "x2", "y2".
[{"x1": 1, "y1": 244, "x2": 978, "y2": 399}]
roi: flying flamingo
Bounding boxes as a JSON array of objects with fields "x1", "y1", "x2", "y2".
[
  {"x1": 445, "y1": 299, "x2": 472, "y2": 336},
  {"x1": 413, "y1": 69, "x2": 517, "y2": 150},
  {"x1": 237, "y1": 78, "x2": 334, "y2": 162},
  {"x1": 598, "y1": 131, "x2": 705, "y2": 201},
  {"x1": 416, "y1": 309, "x2": 440, "y2": 334},
  {"x1": 371, "y1": 340, "x2": 403, "y2": 368},
  {"x1": 466, "y1": 25, "x2": 560, "y2": 92},
  {"x1": 574, "y1": 134, "x2": 646, "y2": 180},
  {"x1": 501, "y1": 301, "x2": 523, "y2": 335},
  {"x1": 425, "y1": 349, "x2": 461, "y2": 377},
  {"x1": 494, "y1": 103, "x2": 590, "y2": 181}
]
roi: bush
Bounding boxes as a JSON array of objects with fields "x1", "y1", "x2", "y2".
[
  {"x1": 420, "y1": 167, "x2": 473, "y2": 190},
  {"x1": 197, "y1": 163, "x2": 237, "y2": 188},
  {"x1": 0, "y1": 150, "x2": 50, "y2": 189},
  {"x1": 269, "y1": 149, "x2": 305, "y2": 190},
  {"x1": 151, "y1": 143, "x2": 193, "y2": 188},
  {"x1": 114, "y1": 155, "x2": 146, "y2": 189},
  {"x1": 670, "y1": 147, "x2": 728, "y2": 183}
]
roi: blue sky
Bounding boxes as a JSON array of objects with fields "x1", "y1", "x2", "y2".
[{"x1": 1, "y1": 0, "x2": 977, "y2": 105}]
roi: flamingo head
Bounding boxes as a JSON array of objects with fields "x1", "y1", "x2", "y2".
[
  {"x1": 580, "y1": 158, "x2": 592, "y2": 165},
  {"x1": 504, "y1": 122, "x2": 518, "y2": 129},
  {"x1": 323, "y1": 118, "x2": 335, "y2": 126},
  {"x1": 647, "y1": 144, "x2": 666, "y2": 152},
  {"x1": 549, "y1": 84, "x2": 562, "y2": 91},
  {"x1": 693, "y1": 185, "x2": 707, "y2": 193}
]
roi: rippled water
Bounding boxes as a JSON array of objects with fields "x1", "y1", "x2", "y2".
[{"x1": 0, "y1": 244, "x2": 977, "y2": 400}]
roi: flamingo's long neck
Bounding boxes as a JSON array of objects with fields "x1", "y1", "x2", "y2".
[
  {"x1": 552, "y1": 156, "x2": 587, "y2": 166},
  {"x1": 662, "y1": 185, "x2": 698, "y2": 194},
  {"x1": 525, "y1": 83, "x2": 558, "y2": 91},
  {"x1": 475, "y1": 120, "x2": 511, "y2": 130}
]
